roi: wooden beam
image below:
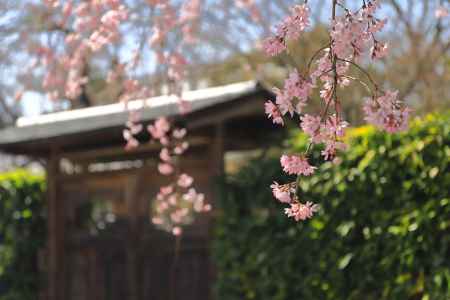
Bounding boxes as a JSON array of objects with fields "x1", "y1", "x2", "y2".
[
  {"x1": 59, "y1": 136, "x2": 211, "y2": 163},
  {"x1": 47, "y1": 149, "x2": 65, "y2": 300},
  {"x1": 57, "y1": 155, "x2": 212, "y2": 183}
]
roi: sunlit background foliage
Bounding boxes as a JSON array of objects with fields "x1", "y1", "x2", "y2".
[{"x1": 0, "y1": 171, "x2": 46, "y2": 300}]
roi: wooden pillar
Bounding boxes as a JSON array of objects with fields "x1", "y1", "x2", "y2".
[
  {"x1": 47, "y1": 150, "x2": 65, "y2": 300},
  {"x1": 126, "y1": 174, "x2": 140, "y2": 300},
  {"x1": 210, "y1": 122, "x2": 225, "y2": 177},
  {"x1": 207, "y1": 123, "x2": 226, "y2": 300}
]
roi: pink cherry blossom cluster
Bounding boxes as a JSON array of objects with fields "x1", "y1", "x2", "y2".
[
  {"x1": 31, "y1": 0, "x2": 129, "y2": 102},
  {"x1": 148, "y1": 118, "x2": 189, "y2": 175},
  {"x1": 148, "y1": 0, "x2": 201, "y2": 47},
  {"x1": 179, "y1": 0, "x2": 201, "y2": 44},
  {"x1": 262, "y1": 4, "x2": 310, "y2": 56},
  {"x1": 120, "y1": 78, "x2": 152, "y2": 104},
  {"x1": 89, "y1": 4, "x2": 128, "y2": 51},
  {"x1": 330, "y1": 0, "x2": 388, "y2": 60},
  {"x1": 152, "y1": 183, "x2": 211, "y2": 236},
  {"x1": 435, "y1": 5, "x2": 449, "y2": 18},
  {"x1": 264, "y1": 0, "x2": 410, "y2": 221},
  {"x1": 302, "y1": 114, "x2": 349, "y2": 161},
  {"x1": 270, "y1": 182, "x2": 319, "y2": 221},
  {"x1": 363, "y1": 91, "x2": 411, "y2": 133},
  {"x1": 272, "y1": 155, "x2": 319, "y2": 221},
  {"x1": 148, "y1": 118, "x2": 210, "y2": 236},
  {"x1": 123, "y1": 110, "x2": 143, "y2": 150},
  {"x1": 280, "y1": 155, "x2": 316, "y2": 176},
  {"x1": 147, "y1": 1, "x2": 197, "y2": 113}
]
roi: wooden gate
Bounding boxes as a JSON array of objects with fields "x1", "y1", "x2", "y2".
[
  {"x1": 62, "y1": 170, "x2": 212, "y2": 300},
  {"x1": 65, "y1": 234, "x2": 211, "y2": 300}
]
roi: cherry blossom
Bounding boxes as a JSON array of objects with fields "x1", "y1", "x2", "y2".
[
  {"x1": 363, "y1": 91, "x2": 411, "y2": 133},
  {"x1": 263, "y1": 0, "x2": 410, "y2": 221},
  {"x1": 284, "y1": 4, "x2": 310, "y2": 39},
  {"x1": 323, "y1": 116, "x2": 348, "y2": 139},
  {"x1": 158, "y1": 163, "x2": 174, "y2": 175},
  {"x1": 280, "y1": 155, "x2": 316, "y2": 176},
  {"x1": 284, "y1": 202, "x2": 319, "y2": 221},
  {"x1": 152, "y1": 182, "x2": 209, "y2": 234},
  {"x1": 262, "y1": 4, "x2": 310, "y2": 57},
  {"x1": 173, "y1": 128, "x2": 187, "y2": 139},
  {"x1": 159, "y1": 148, "x2": 172, "y2": 162},
  {"x1": 174, "y1": 141, "x2": 189, "y2": 155},
  {"x1": 372, "y1": 41, "x2": 389, "y2": 59},
  {"x1": 147, "y1": 117, "x2": 170, "y2": 140},
  {"x1": 177, "y1": 174, "x2": 194, "y2": 188},
  {"x1": 264, "y1": 101, "x2": 284, "y2": 126},
  {"x1": 172, "y1": 227, "x2": 182, "y2": 236},
  {"x1": 262, "y1": 36, "x2": 286, "y2": 57},
  {"x1": 123, "y1": 110, "x2": 143, "y2": 150},
  {"x1": 435, "y1": 6, "x2": 449, "y2": 18},
  {"x1": 270, "y1": 182, "x2": 293, "y2": 204},
  {"x1": 330, "y1": 2, "x2": 386, "y2": 60},
  {"x1": 300, "y1": 114, "x2": 321, "y2": 140},
  {"x1": 284, "y1": 70, "x2": 313, "y2": 113},
  {"x1": 274, "y1": 87, "x2": 294, "y2": 117},
  {"x1": 149, "y1": 117, "x2": 209, "y2": 235},
  {"x1": 321, "y1": 140, "x2": 347, "y2": 161}
]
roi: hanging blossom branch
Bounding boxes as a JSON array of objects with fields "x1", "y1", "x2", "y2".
[
  {"x1": 144, "y1": 0, "x2": 211, "y2": 236},
  {"x1": 149, "y1": 118, "x2": 211, "y2": 236},
  {"x1": 33, "y1": 0, "x2": 210, "y2": 236},
  {"x1": 263, "y1": 0, "x2": 411, "y2": 222}
]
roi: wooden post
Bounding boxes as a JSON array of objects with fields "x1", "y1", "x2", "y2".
[
  {"x1": 47, "y1": 150, "x2": 65, "y2": 300},
  {"x1": 210, "y1": 123, "x2": 225, "y2": 177},
  {"x1": 126, "y1": 174, "x2": 140, "y2": 300},
  {"x1": 206, "y1": 122, "x2": 226, "y2": 300}
]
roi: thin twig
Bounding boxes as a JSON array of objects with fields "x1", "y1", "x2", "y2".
[
  {"x1": 307, "y1": 44, "x2": 331, "y2": 74},
  {"x1": 341, "y1": 75, "x2": 374, "y2": 97},
  {"x1": 337, "y1": 58, "x2": 379, "y2": 92},
  {"x1": 331, "y1": 0, "x2": 340, "y2": 138}
]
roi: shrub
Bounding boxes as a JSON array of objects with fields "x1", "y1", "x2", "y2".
[
  {"x1": 213, "y1": 113, "x2": 450, "y2": 300},
  {"x1": 0, "y1": 170, "x2": 46, "y2": 300}
]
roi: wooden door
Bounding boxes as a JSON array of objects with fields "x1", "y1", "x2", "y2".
[{"x1": 62, "y1": 173, "x2": 212, "y2": 300}]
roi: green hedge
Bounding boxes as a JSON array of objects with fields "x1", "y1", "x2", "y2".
[
  {"x1": 0, "y1": 170, "x2": 46, "y2": 300},
  {"x1": 213, "y1": 113, "x2": 450, "y2": 300}
]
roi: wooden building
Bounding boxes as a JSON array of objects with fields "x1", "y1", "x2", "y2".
[{"x1": 0, "y1": 81, "x2": 275, "y2": 300}]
